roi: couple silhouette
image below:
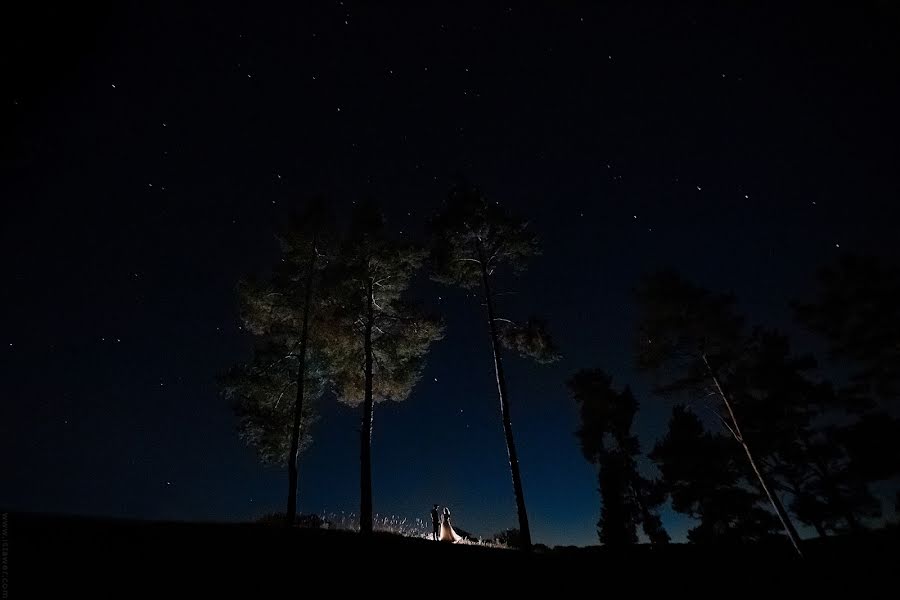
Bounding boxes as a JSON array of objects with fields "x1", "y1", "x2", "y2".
[{"x1": 430, "y1": 504, "x2": 462, "y2": 542}]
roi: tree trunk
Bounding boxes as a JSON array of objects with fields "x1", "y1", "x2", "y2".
[
  {"x1": 702, "y1": 354, "x2": 804, "y2": 558},
  {"x1": 286, "y1": 236, "x2": 318, "y2": 527},
  {"x1": 476, "y1": 241, "x2": 532, "y2": 550},
  {"x1": 360, "y1": 279, "x2": 375, "y2": 535}
]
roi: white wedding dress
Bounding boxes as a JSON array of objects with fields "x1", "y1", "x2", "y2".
[{"x1": 439, "y1": 513, "x2": 463, "y2": 542}]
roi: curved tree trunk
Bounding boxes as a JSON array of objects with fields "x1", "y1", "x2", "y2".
[
  {"x1": 476, "y1": 241, "x2": 532, "y2": 550},
  {"x1": 360, "y1": 279, "x2": 375, "y2": 535},
  {"x1": 286, "y1": 236, "x2": 318, "y2": 527}
]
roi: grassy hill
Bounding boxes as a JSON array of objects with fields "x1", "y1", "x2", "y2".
[{"x1": 5, "y1": 511, "x2": 896, "y2": 594}]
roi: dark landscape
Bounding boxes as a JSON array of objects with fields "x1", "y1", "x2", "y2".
[{"x1": 3, "y1": 2, "x2": 899, "y2": 595}]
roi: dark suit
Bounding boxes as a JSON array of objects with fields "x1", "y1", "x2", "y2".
[{"x1": 430, "y1": 508, "x2": 440, "y2": 540}]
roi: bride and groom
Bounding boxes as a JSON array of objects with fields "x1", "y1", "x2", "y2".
[{"x1": 430, "y1": 504, "x2": 462, "y2": 542}]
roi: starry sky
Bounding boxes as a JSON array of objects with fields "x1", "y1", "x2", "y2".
[{"x1": 2, "y1": 2, "x2": 898, "y2": 547}]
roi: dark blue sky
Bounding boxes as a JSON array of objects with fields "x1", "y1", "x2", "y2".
[{"x1": 2, "y1": 2, "x2": 898, "y2": 547}]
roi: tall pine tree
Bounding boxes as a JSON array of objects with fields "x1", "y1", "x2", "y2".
[
  {"x1": 430, "y1": 185, "x2": 559, "y2": 550},
  {"x1": 222, "y1": 202, "x2": 332, "y2": 526},
  {"x1": 322, "y1": 201, "x2": 443, "y2": 535}
]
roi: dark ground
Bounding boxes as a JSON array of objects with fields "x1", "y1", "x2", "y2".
[{"x1": 4, "y1": 512, "x2": 896, "y2": 595}]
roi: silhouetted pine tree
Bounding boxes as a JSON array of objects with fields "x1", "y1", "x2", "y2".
[
  {"x1": 322, "y1": 201, "x2": 443, "y2": 535},
  {"x1": 568, "y1": 369, "x2": 669, "y2": 545},
  {"x1": 635, "y1": 270, "x2": 803, "y2": 555},
  {"x1": 651, "y1": 406, "x2": 782, "y2": 544},
  {"x1": 222, "y1": 201, "x2": 332, "y2": 526},
  {"x1": 430, "y1": 185, "x2": 559, "y2": 550}
]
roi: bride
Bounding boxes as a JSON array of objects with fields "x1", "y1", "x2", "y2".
[{"x1": 439, "y1": 507, "x2": 463, "y2": 542}]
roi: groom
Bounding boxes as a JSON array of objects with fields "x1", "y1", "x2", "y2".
[{"x1": 430, "y1": 504, "x2": 440, "y2": 540}]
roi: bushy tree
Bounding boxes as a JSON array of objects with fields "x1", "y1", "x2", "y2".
[
  {"x1": 730, "y1": 330, "x2": 882, "y2": 535},
  {"x1": 568, "y1": 369, "x2": 669, "y2": 545},
  {"x1": 430, "y1": 185, "x2": 559, "y2": 549},
  {"x1": 651, "y1": 406, "x2": 781, "y2": 544}
]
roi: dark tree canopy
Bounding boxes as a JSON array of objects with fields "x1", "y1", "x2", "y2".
[
  {"x1": 569, "y1": 369, "x2": 669, "y2": 546},
  {"x1": 796, "y1": 254, "x2": 900, "y2": 403},
  {"x1": 730, "y1": 330, "x2": 883, "y2": 534},
  {"x1": 635, "y1": 269, "x2": 744, "y2": 394},
  {"x1": 651, "y1": 406, "x2": 781, "y2": 544}
]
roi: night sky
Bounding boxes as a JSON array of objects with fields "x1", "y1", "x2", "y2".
[{"x1": 3, "y1": 2, "x2": 898, "y2": 547}]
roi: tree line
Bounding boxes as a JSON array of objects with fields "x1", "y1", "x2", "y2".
[
  {"x1": 571, "y1": 257, "x2": 900, "y2": 555},
  {"x1": 222, "y1": 186, "x2": 899, "y2": 554}
]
